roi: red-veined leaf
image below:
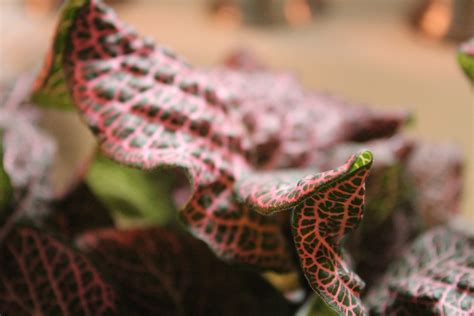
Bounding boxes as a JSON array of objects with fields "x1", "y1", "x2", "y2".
[
  {"x1": 76, "y1": 226, "x2": 292, "y2": 316},
  {"x1": 33, "y1": 0, "x2": 294, "y2": 271},
  {"x1": 0, "y1": 226, "x2": 118, "y2": 315},
  {"x1": 327, "y1": 137, "x2": 419, "y2": 291}
]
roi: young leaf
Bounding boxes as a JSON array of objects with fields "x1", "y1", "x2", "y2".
[
  {"x1": 235, "y1": 151, "x2": 373, "y2": 316},
  {"x1": 457, "y1": 38, "x2": 474, "y2": 85},
  {"x1": 86, "y1": 154, "x2": 176, "y2": 226},
  {"x1": 366, "y1": 227, "x2": 474, "y2": 315},
  {"x1": 33, "y1": 0, "x2": 294, "y2": 271},
  {"x1": 76, "y1": 226, "x2": 292, "y2": 316},
  {"x1": 0, "y1": 226, "x2": 118, "y2": 315}
]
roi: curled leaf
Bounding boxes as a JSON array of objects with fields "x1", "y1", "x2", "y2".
[
  {"x1": 33, "y1": 0, "x2": 293, "y2": 271},
  {"x1": 0, "y1": 226, "x2": 118, "y2": 315},
  {"x1": 236, "y1": 151, "x2": 373, "y2": 316},
  {"x1": 324, "y1": 137, "x2": 418, "y2": 291}
]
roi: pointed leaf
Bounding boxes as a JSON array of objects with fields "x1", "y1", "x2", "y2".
[
  {"x1": 235, "y1": 151, "x2": 373, "y2": 316},
  {"x1": 327, "y1": 138, "x2": 419, "y2": 291},
  {"x1": 366, "y1": 227, "x2": 474, "y2": 315},
  {"x1": 76, "y1": 227, "x2": 291, "y2": 316},
  {"x1": 0, "y1": 226, "x2": 118, "y2": 315}
]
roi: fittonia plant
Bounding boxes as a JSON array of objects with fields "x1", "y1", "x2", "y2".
[{"x1": 0, "y1": 0, "x2": 472, "y2": 315}]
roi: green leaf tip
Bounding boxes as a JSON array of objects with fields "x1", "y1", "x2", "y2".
[
  {"x1": 348, "y1": 150, "x2": 373, "y2": 173},
  {"x1": 457, "y1": 38, "x2": 474, "y2": 85}
]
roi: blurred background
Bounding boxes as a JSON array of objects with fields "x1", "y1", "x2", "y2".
[{"x1": 0, "y1": 0, "x2": 473, "y2": 220}]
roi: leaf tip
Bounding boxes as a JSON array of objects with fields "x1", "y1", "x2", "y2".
[{"x1": 349, "y1": 150, "x2": 373, "y2": 173}]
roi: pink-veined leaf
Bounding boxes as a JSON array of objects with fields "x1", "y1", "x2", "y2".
[
  {"x1": 76, "y1": 226, "x2": 292, "y2": 316},
  {"x1": 33, "y1": 0, "x2": 294, "y2": 271},
  {"x1": 235, "y1": 150, "x2": 373, "y2": 316},
  {"x1": 366, "y1": 227, "x2": 474, "y2": 315},
  {"x1": 0, "y1": 226, "x2": 118, "y2": 315}
]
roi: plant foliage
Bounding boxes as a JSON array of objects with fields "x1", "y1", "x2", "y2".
[{"x1": 0, "y1": 0, "x2": 470, "y2": 315}]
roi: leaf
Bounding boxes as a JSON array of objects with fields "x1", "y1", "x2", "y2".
[
  {"x1": 235, "y1": 151, "x2": 373, "y2": 316},
  {"x1": 33, "y1": 0, "x2": 294, "y2": 271},
  {"x1": 328, "y1": 137, "x2": 420, "y2": 291},
  {"x1": 86, "y1": 154, "x2": 176, "y2": 226},
  {"x1": 43, "y1": 182, "x2": 114, "y2": 239},
  {"x1": 32, "y1": 0, "x2": 89, "y2": 110},
  {"x1": 366, "y1": 227, "x2": 474, "y2": 315},
  {"x1": 457, "y1": 38, "x2": 474, "y2": 85},
  {"x1": 0, "y1": 226, "x2": 118, "y2": 315},
  {"x1": 76, "y1": 226, "x2": 292, "y2": 316}
]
